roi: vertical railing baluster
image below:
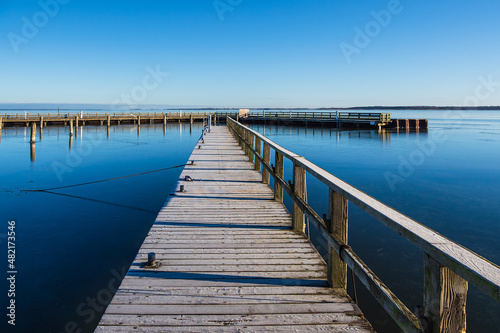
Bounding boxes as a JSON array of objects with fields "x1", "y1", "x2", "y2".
[
  {"x1": 421, "y1": 254, "x2": 468, "y2": 333},
  {"x1": 255, "y1": 137, "x2": 261, "y2": 171},
  {"x1": 292, "y1": 162, "x2": 305, "y2": 233},
  {"x1": 274, "y1": 152, "x2": 284, "y2": 202},
  {"x1": 327, "y1": 188, "x2": 348, "y2": 289},
  {"x1": 262, "y1": 143, "x2": 270, "y2": 184}
]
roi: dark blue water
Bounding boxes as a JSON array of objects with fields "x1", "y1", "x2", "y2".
[
  {"x1": 0, "y1": 122, "x2": 202, "y2": 333},
  {"x1": 249, "y1": 110, "x2": 500, "y2": 332},
  {"x1": 1, "y1": 110, "x2": 499, "y2": 332}
]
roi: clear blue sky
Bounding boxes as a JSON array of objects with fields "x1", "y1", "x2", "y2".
[{"x1": 1, "y1": 0, "x2": 499, "y2": 108}]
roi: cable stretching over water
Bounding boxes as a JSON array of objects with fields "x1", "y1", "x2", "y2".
[{"x1": 22, "y1": 163, "x2": 188, "y2": 192}]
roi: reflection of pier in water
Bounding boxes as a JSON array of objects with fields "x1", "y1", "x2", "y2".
[
  {"x1": 4, "y1": 123, "x2": 200, "y2": 162},
  {"x1": 251, "y1": 124, "x2": 428, "y2": 145}
]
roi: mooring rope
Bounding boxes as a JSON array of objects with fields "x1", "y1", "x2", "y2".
[{"x1": 22, "y1": 163, "x2": 188, "y2": 193}]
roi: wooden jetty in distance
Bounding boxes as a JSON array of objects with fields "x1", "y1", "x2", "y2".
[
  {"x1": 239, "y1": 110, "x2": 427, "y2": 130},
  {"x1": 0, "y1": 110, "x2": 426, "y2": 130},
  {"x1": 0, "y1": 111, "x2": 234, "y2": 128},
  {"x1": 97, "y1": 118, "x2": 499, "y2": 332}
]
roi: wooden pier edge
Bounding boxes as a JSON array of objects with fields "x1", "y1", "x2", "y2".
[{"x1": 226, "y1": 116, "x2": 500, "y2": 333}]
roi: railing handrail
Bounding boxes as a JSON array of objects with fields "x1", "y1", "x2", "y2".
[{"x1": 226, "y1": 116, "x2": 500, "y2": 332}]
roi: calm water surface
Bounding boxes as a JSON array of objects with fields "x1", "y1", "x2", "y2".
[
  {"x1": 1, "y1": 110, "x2": 499, "y2": 332},
  {"x1": 249, "y1": 110, "x2": 500, "y2": 332},
  {"x1": 0, "y1": 122, "x2": 202, "y2": 333}
]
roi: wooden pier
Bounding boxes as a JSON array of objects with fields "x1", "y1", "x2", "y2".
[
  {"x1": 96, "y1": 125, "x2": 374, "y2": 332},
  {"x1": 97, "y1": 118, "x2": 499, "y2": 333},
  {"x1": 0, "y1": 111, "x2": 234, "y2": 128},
  {"x1": 0, "y1": 110, "x2": 426, "y2": 130},
  {"x1": 239, "y1": 111, "x2": 426, "y2": 130}
]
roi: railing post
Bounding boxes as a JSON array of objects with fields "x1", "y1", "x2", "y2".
[
  {"x1": 327, "y1": 188, "x2": 348, "y2": 289},
  {"x1": 421, "y1": 254, "x2": 468, "y2": 333},
  {"x1": 254, "y1": 137, "x2": 261, "y2": 171},
  {"x1": 262, "y1": 143, "x2": 270, "y2": 184},
  {"x1": 248, "y1": 132, "x2": 254, "y2": 162},
  {"x1": 274, "y1": 152, "x2": 284, "y2": 202},
  {"x1": 292, "y1": 162, "x2": 306, "y2": 233}
]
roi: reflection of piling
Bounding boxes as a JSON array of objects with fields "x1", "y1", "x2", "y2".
[
  {"x1": 137, "y1": 126, "x2": 140, "y2": 137},
  {"x1": 39, "y1": 128, "x2": 43, "y2": 141},
  {"x1": 163, "y1": 124, "x2": 166, "y2": 135},
  {"x1": 107, "y1": 126, "x2": 110, "y2": 138},
  {"x1": 0, "y1": 129, "x2": 2, "y2": 142},
  {"x1": 69, "y1": 119, "x2": 74, "y2": 136},
  {"x1": 69, "y1": 134, "x2": 73, "y2": 150},
  {"x1": 30, "y1": 123, "x2": 36, "y2": 143},
  {"x1": 30, "y1": 143, "x2": 36, "y2": 162}
]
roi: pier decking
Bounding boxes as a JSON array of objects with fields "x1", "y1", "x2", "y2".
[
  {"x1": 96, "y1": 125, "x2": 374, "y2": 332},
  {"x1": 96, "y1": 119, "x2": 500, "y2": 333}
]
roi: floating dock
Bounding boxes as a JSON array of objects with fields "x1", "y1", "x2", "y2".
[{"x1": 96, "y1": 125, "x2": 374, "y2": 332}]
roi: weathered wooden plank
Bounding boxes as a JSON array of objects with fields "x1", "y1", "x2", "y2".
[
  {"x1": 98, "y1": 312, "x2": 366, "y2": 327},
  {"x1": 109, "y1": 293, "x2": 346, "y2": 305},
  {"x1": 103, "y1": 302, "x2": 358, "y2": 315},
  {"x1": 96, "y1": 324, "x2": 373, "y2": 333},
  {"x1": 113, "y1": 286, "x2": 341, "y2": 296}
]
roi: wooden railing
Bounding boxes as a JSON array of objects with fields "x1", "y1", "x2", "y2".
[
  {"x1": 0, "y1": 111, "x2": 238, "y2": 120},
  {"x1": 226, "y1": 117, "x2": 500, "y2": 333},
  {"x1": 250, "y1": 111, "x2": 391, "y2": 123}
]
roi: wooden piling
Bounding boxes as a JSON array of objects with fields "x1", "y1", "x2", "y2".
[
  {"x1": 138, "y1": 115, "x2": 141, "y2": 126},
  {"x1": 75, "y1": 116, "x2": 79, "y2": 131},
  {"x1": 107, "y1": 115, "x2": 111, "y2": 127},
  {"x1": 0, "y1": 116, "x2": 3, "y2": 130},
  {"x1": 30, "y1": 123, "x2": 36, "y2": 143},
  {"x1": 40, "y1": 116, "x2": 44, "y2": 129},
  {"x1": 30, "y1": 143, "x2": 35, "y2": 162},
  {"x1": 190, "y1": 113, "x2": 193, "y2": 125},
  {"x1": 292, "y1": 162, "x2": 306, "y2": 233},
  {"x1": 327, "y1": 189, "x2": 348, "y2": 289}
]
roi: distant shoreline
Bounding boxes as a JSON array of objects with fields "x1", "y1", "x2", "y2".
[{"x1": 0, "y1": 106, "x2": 499, "y2": 111}]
